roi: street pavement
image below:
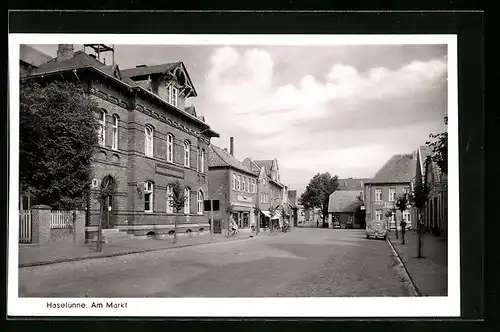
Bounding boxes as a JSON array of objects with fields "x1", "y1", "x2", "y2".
[{"x1": 19, "y1": 228, "x2": 412, "y2": 297}]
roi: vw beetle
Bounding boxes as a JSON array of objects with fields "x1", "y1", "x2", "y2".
[{"x1": 366, "y1": 219, "x2": 388, "y2": 240}]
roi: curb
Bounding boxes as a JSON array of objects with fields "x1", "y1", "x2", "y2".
[
  {"x1": 386, "y1": 236, "x2": 422, "y2": 297},
  {"x1": 19, "y1": 235, "x2": 254, "y2": 268}
]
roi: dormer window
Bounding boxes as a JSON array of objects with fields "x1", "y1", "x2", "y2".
[{"x1": 168, "y1": 84, "x2": 178, "y2": 107}]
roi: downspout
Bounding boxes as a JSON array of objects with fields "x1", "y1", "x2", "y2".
[{"x1": 73, "y1": 69, "x2": 86, "y2": 97}]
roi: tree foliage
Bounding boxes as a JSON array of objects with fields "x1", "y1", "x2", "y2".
[
  {"x1": 167, "y1": 180, "x2": 188, "y2": 214},
  {"x1": 410, "y1": 180, "x2": 430, "y2": 211},
  {"x1": 426, "y1": 115, "x2": 448, "y2": 175},
  {"x1": 20, "y1": 81, "x2": 100, "y2": 209},
  {"x1": 395, "y1": 193, "x2": 410, "y2": 214},
  {"x1": 300, "y1": 172, "x2": 339, "y2": 221}
]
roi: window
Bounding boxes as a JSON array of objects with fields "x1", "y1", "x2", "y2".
[
  {"x1": 252, "y1": 179, "x2": 256, "y2": 193},
  {"x1": 184, "y1": 141, "x2": 190, "y2": 167},
  {"x1": 197, "y1": 190, "x2": 204, "y2": 214},
  {"x1": 98, "y1": 110, "x2": 106, "y2": 147},
  {"x1": 196, "y1": 148, "x2": 200, "y2": 172},
  {"x1": 144, "y1": 181, "x2": 153, "y2": 212},
  {"x1": 200, "y1": 149, "x2": 205, "y2": 173},
  {"x1": 184, "y1": 187, "x2": 191, "y2": 214},
  {"x1": 375, "y1": 209, "x2": 382, "y2": 221},
  {"x1": 145, "y1": 125, "x2": 154, "y2": 157},
  {"x1": 262, "y1": 177, "x2": 266, "y2": 185},
  {"x1": 232, "y1": 174, "x2": 237, "y2": 190},
  {"x1": 344, "y1": 181, "x2": 348, "y2": 187},
  {"x1": 166, "y1": 185, "x2": 173, "y2": 213},
  {"x1": 242, "y1": 177, "x2": 246, "y2": 192},
  {"x1": 389, "y1": 213, "x2": 395, "y2": 222},
  {"x1": 111, "y1": 115, "x2": 119, "y2": 150},
  {"x1": 389, "y1": 188, "x2": 396, "y2": 201},
  {"x1": 403, "y1": 210, "x2": 411, "y2": 222},
  {"x1": 168, "y1": 84, "x2": 178, "y2": 107},
  {"x1": 237, "y1": 175, "x2": 241, "y2": 191},
  {"x1": 166, "y1": 133, "x2": 173, "y2": 162},
  {"x1": 375, "y1": 188, "x2": 382, "y2": 201}
]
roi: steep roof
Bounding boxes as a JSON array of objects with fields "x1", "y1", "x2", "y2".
[
  {"x1": 208, "y1": 145, "x2": 256, "y2": 176},
  {"x1": 337, "y1": 178, "x2": 370, "y2": 190},
  {"x1": 253, "y1": 160, "x2": 274, "y2": 176},
  {"x1": 31, "y1": 51, "x2": 138, "y2": 86},
  {"x1": 242, "y1": 158, "x2": 261, "y2": 176},
  {"x1": 418, "y1": 145, "x2": 432, "y2": 176},
  {"x1": 120, "y1": 62, "x2": 181, "y2": 78},
  {"x1": 367, "y1": 154, "x2": 416, "y2": 184},
  {"x1": 328, "y1": 190, "x2": 363, "y2": 213},
  {"x1": 20, "y1": 45, "x2": 52, "y2": 67}
]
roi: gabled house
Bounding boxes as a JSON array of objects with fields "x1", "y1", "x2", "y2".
[
  {"x1": 253, "y1": 159, "x2": 287, "y2": 228},
  {"x1": 21, "y1": 44, "x2": 220, "y2": 240},
  {"x1": 364, "y1": 152, "x2": 417, "y2": 230},
  {"x1": 327, "y1": 190, "x2": 364, "y2": 229},
  {"x1": 337, "y1": 178, "x2": 370, "y2": 191},
  {"x1": 208, "y1": 138, "x2": 258, "y2": 233},
  {"x1": 242, "y1": 157, "x2": 272, "y2": 230}
]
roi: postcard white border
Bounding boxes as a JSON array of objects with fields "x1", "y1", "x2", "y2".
[{"x1": 8, "y1": 34, "x2": 459, "y2": 317}]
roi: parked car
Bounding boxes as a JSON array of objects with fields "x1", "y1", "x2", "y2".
[{"x1": 366, "y1": 219, "x2": 388, "y2": 240}]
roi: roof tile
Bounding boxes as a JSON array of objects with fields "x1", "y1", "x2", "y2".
[
  {"x1": 368, "y1": 154, "x2": 416, "y2": 184},
  {"x1": 328, "y1": 191, "x2": 363, "y2": 213}
]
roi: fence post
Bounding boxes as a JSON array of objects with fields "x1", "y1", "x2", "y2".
[
  {"x1": 31, "y1": 205, "x2": 51, "y2": 244},
  {"x1": 73, "y1": 209, "x2": 86, "y2": 246}
]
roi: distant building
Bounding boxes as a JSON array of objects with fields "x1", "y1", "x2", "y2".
[
  {"x1": 287, "y1": 189, "x2": 298, "y2": 227},
  {"x1": 207, "y1": 138, "x2": 258, "y2": 233},
  {"x1": 364, "y1": 152, "x2": 417, "y2": 230},
  {"x1": 337, "y1": 178, "x2": 370, "y2": 191},
  {"x1": 328, "y1": 190, "x2": 364, "y2": 229}
]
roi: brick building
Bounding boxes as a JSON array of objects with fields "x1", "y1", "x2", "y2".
[
  {"x1": 253, "y1": 159, "x2": 286, "y2": 228},
  {"x1": 337, "y1": 178, "x2": 370, "y2": 191},
  {"x1": 207, "y1": 138, "x2": 258, "y2": 232},
  {"x1": 21, "y1": 44, "x2": 219, "y2": 239},
  {"x1": 364, "y1": 153, "x2": 417, "y2": 230},
  {"x1": 242, "y1": 157, "x2": 271, "y2": 230}
]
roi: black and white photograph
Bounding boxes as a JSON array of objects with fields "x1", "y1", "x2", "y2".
[{"x1": 8, "y1": 33, "x2": 459, "y2": 317}]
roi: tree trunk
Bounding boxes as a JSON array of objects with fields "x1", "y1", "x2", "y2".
[
  {"x1": 257, "y1": 213, "x2": 261, "y2": 235},
  {"x1": 417, "y1": 211, "x2": 423, "y2": 258},
  {"x1": 395, "y1": 215, "x2": 399, "y2": 239},
  {"x1": 173, "y1": 212, "x2": 179, "y2": 244}
]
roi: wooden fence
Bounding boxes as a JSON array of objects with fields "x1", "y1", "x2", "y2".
[
  {"x1": 19, "y1": 210, "x2": 32, "y2": 243},
  {"x1": 50, "y1": 210, "x2": 73, "y2": 229}
]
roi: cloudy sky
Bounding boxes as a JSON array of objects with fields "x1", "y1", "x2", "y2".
[{"x1": 30, "y1": 43, "x2": 448, "y2": 195}]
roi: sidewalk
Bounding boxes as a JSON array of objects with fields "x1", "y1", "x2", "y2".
[
  {"x1": 18, "y1": 231, "x2": 258, "y2": 267},
  {"x1": 387, "y1": 230, "x2": 448, "y2": 296}
]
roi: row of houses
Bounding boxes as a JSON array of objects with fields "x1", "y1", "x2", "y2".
[
  {"x1": 328, "y1": 148, "x2": 448, "y2": 237},
  {"x1": 19, "y1": 44, "x2": 299, "y2": 241}
]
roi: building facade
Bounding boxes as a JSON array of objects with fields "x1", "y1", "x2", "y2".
[
  {"x1": 422, "y1": 155, "x2": 448, "y2": 237},
  {"x1": 364, "y1": 153, "x2": 417, "y2": 230},
  {"x1": 242, "y1": 157, "x2": 271, "y2": 230},
  {"x1": 328, "y1": 190, "x2": 364, "y2": 229},
  {"x1": 254, "y1": 159, "x2": 285, "y2": 228},
  {"x1": 22, "y1": 44, "x2": 219, "y2": 239},
  {"x1": 207, "y1": 139, "x2": 258, "y2": 232}
]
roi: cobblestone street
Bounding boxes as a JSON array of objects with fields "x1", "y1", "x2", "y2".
[{"x1": 19, "y1": 228, "x2": 412, "y2": 297}]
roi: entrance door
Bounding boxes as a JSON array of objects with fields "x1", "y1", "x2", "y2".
[
  {"x1": 242, "y1": 213, "x2": 249, "y2": 228},
  {"x1": 101, "y1": 195, "x2": 113, "y2": 229}
]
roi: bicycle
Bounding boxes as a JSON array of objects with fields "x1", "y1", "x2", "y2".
[{"x1": 225, "y1": 228, "x2": 239, "y2": 238}]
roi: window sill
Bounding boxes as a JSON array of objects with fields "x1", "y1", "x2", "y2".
[{"x1": 144, "y1": 211, "x2": 154, "y2": 214}]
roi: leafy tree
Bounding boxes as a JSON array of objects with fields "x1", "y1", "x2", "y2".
[
  {"x1": 300, "y1": 173, "x2": 339, "y2": 227},
  {"x1": 394, "y1": 193, "x2": 410, "y2": 245},
  {"x1": 20, "y1": 81, "x2": 100, "y2": 209},
  {"x1": 410, "y1": 180, "x2": 430, "y2": 258},
  {"x1": 167, "y1": 180, "x2": 189, "y2": 244},
  {"x1": 426, "y1": 115, "x2": 448, "y2": 175}
]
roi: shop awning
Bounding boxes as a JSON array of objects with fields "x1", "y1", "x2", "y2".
[
  {"x1": 261, "y1": 210, "x2": 271, "y2": 218},
  {"x1": 271, "y1": 212, "x2": 281, "y2": 220}
]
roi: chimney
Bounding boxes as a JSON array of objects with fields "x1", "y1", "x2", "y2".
[
  {"x1": 56, "y1": 44, "x2": 74, "y2": 62},
  {"x1": 229, "y1": 137, "x2": 234, "y2": 156}
]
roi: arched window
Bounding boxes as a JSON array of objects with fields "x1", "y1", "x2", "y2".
[
  {"x1": 98, "y1": 109, "x2": 106, "y2": 147},
  {"x1": 184, "y1": 187, "x2": 191, "y2": 214},
  {"x1": 145, "y1": 125, "x2": 154, "y2": 157},
  {"x1": 166, "y1": 133, "x2": 174, "y2": 163},
  {"x1": 166, "y1": 185, "x2": 173, "y2": 213},
  {"x1": 197, "y1": 190, "x2": 204, "y2": 214},
  {"x1": 112, "y1": 115, "x2": 119, "y2": 150},
  {"x1": 200, "y1": 149, "x2": 205, "y2": 173},
  {"x1": 184, "y1": 141, "x2": 190, "y2": 167},
  {"x1": 144, "y1": 181, "x2": 153, "y2": 212}
]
